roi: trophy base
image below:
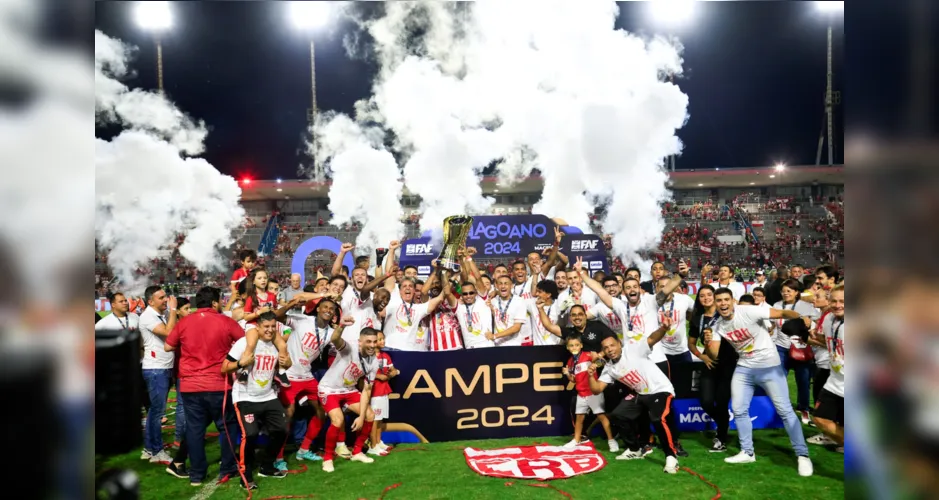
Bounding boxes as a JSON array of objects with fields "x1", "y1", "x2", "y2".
[{"x1": 437, "y1": 259, "x2": 461, "y2": 273}]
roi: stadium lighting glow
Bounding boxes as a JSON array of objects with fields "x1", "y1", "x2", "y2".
[
  {"x1": 289, "y1": 1, "x2": 331, "y2": 30},
  {"x1": 775, "y1": 163, "x2": 786, "y2": 171},
  {"x1": 135, "y1": 1, "x2": 172, "y2": 31},
  {"x1": 769, "y1": 174, "x2": 776, "y2": 179},
  {"x1": 277, "y1": 188, "x2": 283, "y2": 192},
  {"x1": 276, "y1": 178, "x2": 283, "y2": 183},
  {"x1": 241, "y1": 178, "x2": 252, "y2": 185},
  {"x1": 816, "y1": 1, "x2": 844, "y2": 13},
  {"x1": 697, "y1": 183, "x2": 703, "y2": 187},
  {"x1": 648, "y1": 0, "x2": 697, "y2": 26}
]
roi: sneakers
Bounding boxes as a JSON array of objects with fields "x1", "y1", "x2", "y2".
[
  {"x1": 273, "y1": 459, "x2": 288, "y2": 471},
  {"x1": 616, "y1": 449, "x2": 644, "y2": 461},
  {"x1": 149, "y1": 450, "x2": 173, "y2": 464},
  {"x1": 367, "y1": 447, "x2": 389, "y2": 456},
  {"x1": 335, "y1": 443, "x2": 352, "y2": 459},
  {"x1": 807, "y1": 434, "x2": 837, "y2": 446},
  {"x1": 724, "y1": 451, "x2": 756, "y2": 464},
  {"x1": 563, "y1": 439, "x2": 579, "y2": 449},
  {"x1": 275, "y1": 371, "x2": 291, "y2": 388},
  {"x1": 797, "y1": 456, "x2": 814, "y2": 477},
  {"x1": 165, "y1": 462, "x2": 189, "y2": 479},
  {"x1": 140, "y1": 450, "x2": 154, "y2": 461},
  {"x1": 378, "y1": 442, "x2": 393, "y2": 451},
  {"x1": 608, "y1": 439, "x2": 620, "y2": 453},
  {"x1": 322, "y1": 460, "x2": 335, "y2": 473},
  {"x1": 350, "y1": 453, "x2": 375, "y2": 464},
  {"x1": 800, "y1": 410, "x2": 811, "y2": 426},
  {"x1": 709, "y1": 439, "x2": 728, "y2": 453},
  {"x1": 641, "y1": 445, "x2": 654, "y2": 457},
  {"x1": 295, "y1": 449, "x2": 322, "y2": 461},
  {"x1": 240, "y1": 481, "x2": 258, "y2": 490},
  {"x1": 664, "y1": 456, "x2": 679, "y2": 474},
  {"x1": 259, "y1": 467, "x2": 287, "y2": 478},
  {"x1": 675, "y1": 442, "x2": 689, "y2": 457}
]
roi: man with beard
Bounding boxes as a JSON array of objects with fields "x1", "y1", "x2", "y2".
[
  {"x1": 318, "y1": 322, "x2": 381, "y2": 473},
  {"x1": 703, "y1": 263, "x2": 746, "y2": 301},
  {"x1": 591, "y1": 276, "x2": 626, "y2": 339}
]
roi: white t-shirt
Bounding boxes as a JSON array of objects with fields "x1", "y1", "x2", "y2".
[
  {"x1": 611, "y1": 295, "x2": 666, "y2": 363},
  {"x1": 382, "y1": 294, "x2": 431, "y2": 351},
  {"x1": 712, "y1": 305, "x2": 779, "y2": 369},
  {"x1": 456, "y1": 298, "x2": 495, "y2": 349},
  {"x1": 657, "y1": 293, "x2": 696, "y2": 356},
  {"x1": 139, "y1": 306, "x2": 175, "y2": 370},
  {"x1": 228, "y1": 337, "x2": 279, "y2": 403},
  {"x1": 492, "y1": 295, "x2": 528, "y2": 347},
  {"x1": 557, "y1": 286, "x2": 598, "y2": 316},
  {"x1": 510, "y1": 279, "x2": 533, "y2": 300},
  {"x1": 528, "y1": 300, "x2": 562, "y2": 346},
  {"x1": 318, "y1": 338, "x2": 379, "y2": 396},
  {"x1": 811, "y1": 309, "x2": 830, "y2": 368},
  {"x1": 710, "y1": 281, "x2": 747, "y2": 301},
  {"x1": 599, "y1": 341, "x2": 674, "y2": 396},
  {"x1": 822, "y1": 313, "x2": 845, "y2": 397},
  {"x1": 284, "y1": 316, "x2": 332, "y2": 381},
  {"x1": 771, "y1": 300, "x2": 817, "y2": 349},
  {"x1": 95, "y1": 312, "x2": 139, "y2": 332},
  {"x1": 344, "y1": 298, "x2": 380, "y2": 345},
  {"x1": 341, "y1": 286, "x2": 367, "y2": 316},
  {"x1": 593, "y1": 303, "x2": 624, "y2": 339}
]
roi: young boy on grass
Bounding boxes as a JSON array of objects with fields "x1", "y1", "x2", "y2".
[
  {"x1": 368, "y1": 331, "x2": 398, "y2": 456},
  {"x1": 562, "y1": 335, "x2": 618, "y2": 451}
]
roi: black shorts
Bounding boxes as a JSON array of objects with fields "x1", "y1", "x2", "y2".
[{"x1": 813, "y1": 388, "x2": 843, "y2": 426}]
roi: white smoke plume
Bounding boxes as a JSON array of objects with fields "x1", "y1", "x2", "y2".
[
  {"x1": 312, "y1": 112, "x2": 404, "y2": 252},
  {"x1": 346, "y1": 1, "x2": 687, "y2": 262},
  {"x1": 95, "y1": 30, "x2": 244, "y2": 292}
]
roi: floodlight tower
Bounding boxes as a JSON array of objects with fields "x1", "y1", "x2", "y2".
[
  {"x1": 134, "y1": 1, "x2": 173, "y2": 94},
  {"x1": 289, "y1": 2, "x2": 332, "y2": 169},
  {"x1": 815, "y1": 1, "x2": 843, "y2": 166}
]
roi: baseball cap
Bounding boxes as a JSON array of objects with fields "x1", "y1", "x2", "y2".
[{"x1": 756, "y1": 270, "x2": 764, "y2": 275}]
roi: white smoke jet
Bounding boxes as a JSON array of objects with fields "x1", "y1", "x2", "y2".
[
  {"x1": 349, "y1": 1, "x2": 688, "y2": 261},
  {"x1": 312, "y1": 112, "x2": 404, "y2": 253},
  {"x1": 95, "y1": 30, "x2": 244, "y2": 292}
]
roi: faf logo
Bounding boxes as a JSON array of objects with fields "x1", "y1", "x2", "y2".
[
  {"x1": 570, "y1": 239, "x2": 599, "y2": 252},
  {"x1": 406, "y1": 243, "x2": 434, "y2": 256}
]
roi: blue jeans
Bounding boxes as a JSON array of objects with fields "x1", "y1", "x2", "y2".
[
  {"x1": 731, "y1": 364, "x2": 808, "y2": 457},
  {"x1": 776, "y1": 346, "x2": 814, "y2": 412},
  {"x1": 180, "y1": 391, "x2": 240, "y2": 484},
  {"x1": 142, "y1": 368, "x2": 172, "y2": 453},
  {"x1": 174, "y1": 378, "x2": 187, "y2": 444}
]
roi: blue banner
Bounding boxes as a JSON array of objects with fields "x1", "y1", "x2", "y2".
[
  {"x1": 384, "y1": 346, "x2": 782, "y2": 443},
  {"x1": 399, "y1": 215, "x2": 609, "y2": 276}
]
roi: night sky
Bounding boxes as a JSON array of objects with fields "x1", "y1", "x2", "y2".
[{"x1": 94, "y1": 1, "x2": 844, "y2": 181}]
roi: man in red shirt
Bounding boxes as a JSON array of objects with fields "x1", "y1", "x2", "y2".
[{"x1": 164, "y1": 287, "x2": 245, "y2": 486}]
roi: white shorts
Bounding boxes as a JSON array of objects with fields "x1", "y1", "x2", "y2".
[
  {"x1": 371, "y1": 395, "x2": 389, "y2": 421},
  {"x1": 575, "y1": 393, "x2": 605, "y2": 415}
]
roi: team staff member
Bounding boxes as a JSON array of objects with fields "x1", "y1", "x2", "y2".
[
  {"x1": 139, "y1": 285, "x2": 179, "y2": 465},
  {"x1": 538, "y1": 303, "x2": 615, "y2": 354},
  {"x1": 223, "y1": 312, "x2": 290, "y2": 489},
  {"x1": 164, "y1": 287, "x2": 244, "y2": 486},
  {"x1": 703, "y1": 288, "x2": 813, "y2": 477}
]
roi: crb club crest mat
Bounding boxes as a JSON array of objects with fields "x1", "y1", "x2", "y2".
[{"x1": 464, "y1": 443, "x2": 607, "y2": 480}]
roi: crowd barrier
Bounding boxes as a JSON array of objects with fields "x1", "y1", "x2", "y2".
[{"x1": 382, "y1": 346, "x2": 782, "y2": 443}]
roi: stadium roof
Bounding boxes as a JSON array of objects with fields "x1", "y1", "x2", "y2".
[{"x1": 238, "y1": 164, "x2": 844, "y2": 202}]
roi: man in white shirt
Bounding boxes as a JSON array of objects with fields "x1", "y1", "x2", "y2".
[
  {"x1": 139, "y1": 285, "x2": 179, "y2": 464},
  {"x1": 703, "y1": 264, "x2": 746, "y2": 301},
  {"x1": 654, "y1": 272, "x2": 696, "y2": 366},
  {"x1": 382, "y1": 277, "x2": 446, "y2": 351},
  {"x1": 488, "y1": 275, "x2": 529, "y2": 346},
  {"x1": 317, "y1": 319, "x2": 381, "y2": 472},
  {"x1": 223, "y1": 312, "x2": 290, "y2": 488},
  {"x1": 94, "y1": 292, "x2": 139, "y2": 333},
  {"x1": 587, "y1": 316, "x2": 679, "y2": 474},
  {"x1": 456, "y1": 282, "x2": 495, "y2": 349},
  {"x1": 529, "y1": 280, "x2": 562, "y2": 346},
  {"x1": 810, "y1": 285, "x2": 844, "y2": 449},
  {"x1": 703, "y1": 287, "x2": 813, "y2": 477}
]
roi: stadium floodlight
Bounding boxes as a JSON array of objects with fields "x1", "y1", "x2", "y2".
[
  {"x1": 289, "y1": 1, "x2": 332, "y2": 30},
  {"x1": 816, "y1": 1, "x2": 845, "y2": 13},
  {"x1": 648, "y1": 0, "x2": 697, "y2": 27},
  {"x1": 775, "y1": 163, "x2": 786, "y2": 171},
  {"x1": 134, "y1": 1, "x2": 172, "y2": 31}
]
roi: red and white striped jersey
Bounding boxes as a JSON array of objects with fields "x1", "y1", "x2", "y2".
[{"x1": 429, "y1": 301, "x2": 464, "y2": 352}]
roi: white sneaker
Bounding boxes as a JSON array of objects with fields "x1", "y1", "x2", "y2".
[
  {"x1": 797, "y1": 456, "x2": 814, "y2": 477},
  {"x1": 378, "y1": 441, "x2": 391, "y2": 451},
  {"x1": 664, "y1": 456, "x2": 679, "y2": 474},
  {"x1": 140, "y1": 450, "x2": 154, "y2": 461},
  {"x1": 724, "y1": 451, "x2": 756, "y2": 464},
  {"x1": 367, "y1": 447, "x2": 388, "y2": 456},
  {"x1": 336, "y1": 443, "x2": 352, "y2": 459},
  {"x1": 350, "y1": 453, "x2": 374, "y2": 464},
  {"x1": 322, "y1": 460, "x2": 334, "y2": 473},
  {"x1": 616, "y1": 449, "x2": 644, "y2": 461},
  {"x1": 149, "y1": 450, "x2": 172, "y2": 464},
  {"x1": 807, "y1": 434, "x2": 837, "y2": 445},
  {"x1": 608, "y1": 439, "x2": 620, "y2": 453},
  {"x1": 800, "y1": 411, "x2": 811, "y2": 425},
  {"x1": 563, "y1": 439, "x2": 579, "y2": 449}
]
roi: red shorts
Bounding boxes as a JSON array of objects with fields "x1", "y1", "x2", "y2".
[
  {"x1": 278, "y1": 378, "x2": 319, "y2": 406},
  {"x1": 319, "y1": 391, "x2": 361, "y2": 413}
]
